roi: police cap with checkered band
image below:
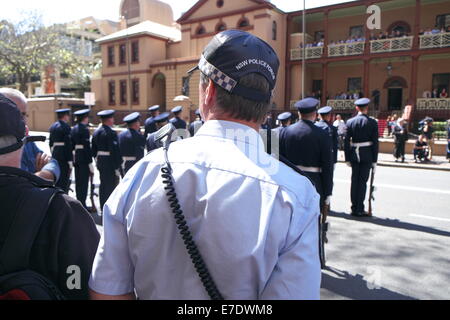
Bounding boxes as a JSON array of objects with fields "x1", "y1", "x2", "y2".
[{"x1": 188, "y1": 30, "x2": 280, "y2": 103}]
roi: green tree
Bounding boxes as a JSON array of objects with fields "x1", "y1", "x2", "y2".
[{"x1": 0, "y1": 12, "x2": 83, "y2": 94}]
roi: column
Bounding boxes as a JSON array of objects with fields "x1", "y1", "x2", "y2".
[
  {"x1": 363, "y1": 58, "x2": 370, "y2": 99},
  {"x1": 410, "y1": 55, "x2": 419, "y2": 109},
  {"x1": 323, "y1": 10, "x2": 329, "y2": 58},
  {"x1": 284, "y1": 16, "x2": 292, "y2": 110},
  {"x1": 322, "y1": 62, "x2": 328, "y2": 106},
  {"x1": 413, "y1": 0, "x2": 421, "y2": 50}
]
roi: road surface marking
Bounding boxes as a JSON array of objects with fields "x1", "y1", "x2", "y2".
[
  {"x1": 334, "y1": 179, "x2": 450, "y2": 195},
  {"x1": 409, "y1": 214, "x2": 450, "y2": 223}
]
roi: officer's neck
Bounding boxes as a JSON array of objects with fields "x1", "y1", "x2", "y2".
[{"x1": 207, "y1": 115, "x2": 260, "y2": 132}]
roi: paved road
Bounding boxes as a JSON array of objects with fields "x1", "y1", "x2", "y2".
[
  {"x1": 321, "y1": 164, "x2": 450, "y2": 300},
  {"x1": 33, "y1": 132, "x2": 450, "y2": 299}
]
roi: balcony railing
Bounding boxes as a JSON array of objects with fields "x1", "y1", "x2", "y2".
[
  {"x1": 419, "y1": 32, "x2": 450, "y2": 49},
  {"x1": 326, "y1": 100, "x2": 355, "y2": 111},
  {"x1": 416, "y1": 98, "x2": 450, "y2": 110},
  {"x1": 328, "y1": 42, "x2": 365, "y2": 57},
  {"x1": 290, "y1": 46, "x2": 324, "y2": 60},
  {"x1": 370, "y1": 36, "x2": 413, "y2": 53}
]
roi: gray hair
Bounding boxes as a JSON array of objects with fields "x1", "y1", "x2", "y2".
[{"x1": 200, "y1": 72, "x2": 272, "y2": 123}]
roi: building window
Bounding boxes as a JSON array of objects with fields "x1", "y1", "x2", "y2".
[
  {"x1": 347, "y1": 77, "x2": 362, "y2": 92},
  {"x1": 349, "y1": 25, "x2": 364, "y2": 39},
  {"x1": 108, "y1": 81, "x2": 116, "y2": 105},
  {"x1": 119, "y1": 44, "x2": 127, "y2": 65},
  {"x1": 217, "y1": 0, "x2": 224, "y2": 8},
  {"x1": 120, "y1": 80, "x2": 127, "y2": 105},
  {"x1": 314, "y1": 31, "x2": 324, "y2": 43},
  {"x1": 196, "y1": 25, "x2": 206, "y2": 35},
  {"x1": 237, "y1": 17, "x2": 250, "y2": 29},
  {"x1": 107, "y1": 46, "x2": 115, "y2": 66},
  {"x1": 272, "y1": 21, "x2": 277, "y2": 41},
  {"x1": 131, "y1": 41, "x2": 139, "y2": 63},
  {"x1": 216, "y1": 22, "x2": 227, "y2": 32},
  {"x1": 132, "y1": 79, "x2": 140, "y2": 104},
  {"x1": 432, "y1": 73, "x2": 450, "y2": 96},
  {"x1": 436, "y1": 14, "x2": 450, "y2": 29}
]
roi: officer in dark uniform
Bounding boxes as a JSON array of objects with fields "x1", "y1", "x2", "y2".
[
  {"x1": 273, "y1": 112, "x2": 292, "y2": 134},
  {"x1": 344, "y1": 98, "x2": 379, "y2": 217},
  {"x1": 280, "y1": 98, "x2": 333, "y2": 207},
  {"x1": 49, "y1": 108, "x2": 73, "y2": 193},
  {"x1": 92, "y1": 110, "x2": 123, "y2": 209},
  {"x1": 315, "y1": 106, "x2": 339, "y2": 165},
  {"x1": 144, "y1": 105, "x2": 160, "y2": 139},
  {"x1": 118, "y1": 112, "x2": 146, "y2": 174},
  {"x1": 170, "y1": 106, "x2": 187, "y2": 130},
  {"x1": 71, "y1": 109, "x2": 94, "y2": 209},
  {"x1": 189, "y1": 109, "x2": 204, "y2": 137},
  {"x1": 146, "y1": 112, "x2": 170, "y2": 152}
]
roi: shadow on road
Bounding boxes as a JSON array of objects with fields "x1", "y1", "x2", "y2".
[
  {"x1": 329, "y1": 211, "x2": 450, "y2": 238},
  {"x1": 321, "y1": 266, "x2": 417, "y2": 300}
]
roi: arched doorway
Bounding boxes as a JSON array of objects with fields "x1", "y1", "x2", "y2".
[
  {"x1": 151, "y1": 72, "x2": 166, "y2": 111},
  {"x1": 387, "y1": 21, "x2": 412, "y2": 36},
  {"x1": 384, "y1": 76, "x2": 408, "y2": 111}
]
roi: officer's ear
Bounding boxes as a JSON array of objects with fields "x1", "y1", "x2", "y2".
[{"x1": 204, "y1": 79, "x2": 216, "y2": 108}]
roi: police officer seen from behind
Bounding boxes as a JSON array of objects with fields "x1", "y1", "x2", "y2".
[
  {"x1": 144, "y1": 105, "x2": 160, "y2": 139},
  {"x1": 170, "y1": 106, "x2": 187, "y2": 130},
  {"x1": 189, "y1": 109, "x2": 204, "y2": 137},
  {"x1": 344, "y1": 98, "x2": 379, "y2": 217},
  {"x1": 92, "y1": 110, "x2": 123, "y2": 210},
  {"x1": 0, "y1": 94, "x2": 99, "y2": 299},
  {"x1": 71, "y1": 109, "x2": 94, "y2": 209},
  {"x1": 316, "y1": 106, "x2": 339, "y2": 166},
  {"x1": 280, "y1": 98, "x2": 333, "y2": 211},
  {"x1": 49, "y1": 108, "x2": 73, "y2": 193},
  {"x1": 146, "y1": 112, "x2": 171, "y2": 152},
  {"x1": 273, "y1": 112, "x2": 292, "y2": 134},
  {"x1": 89, "y1": 30, "x2": 321, "y2": 300},
  {"x1": 118, "y1": 112, "x2": 146, "y2": 174}
]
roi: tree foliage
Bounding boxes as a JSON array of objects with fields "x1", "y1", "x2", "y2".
[{"x1": 0, "y1": 12, "x2": 91, "y2": 95}]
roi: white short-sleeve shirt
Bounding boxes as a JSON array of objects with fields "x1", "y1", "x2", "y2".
[{"x1": 89, "y1": 120, "x2": 321, "y2": 300}]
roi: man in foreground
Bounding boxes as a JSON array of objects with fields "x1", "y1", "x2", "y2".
[{"x1": 89, "y1": 30, "x2": 321, "y2": 300}]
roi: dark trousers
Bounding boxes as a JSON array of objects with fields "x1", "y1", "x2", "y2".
[
  {"x1": 56, "y1": 161, "x2": 71, "y2": 193},
  {"x1": 351, "y1": 162, "x2": 372, "y2": 214},
  {"x1": 394, "y1": 141, "x2": 406, "y2": 159},
  {"x1": 99, "y1": 169, "x2": 119, "y2": 210},
  {"x1": 75, "y1": 164, "x2": 89, "y2": 209}
]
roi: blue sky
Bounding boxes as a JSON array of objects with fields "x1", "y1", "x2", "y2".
[{"x1": 2, "y1": 0, "x2": 356, "y2": 25}]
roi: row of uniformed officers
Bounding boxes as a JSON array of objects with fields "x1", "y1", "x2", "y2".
[
  {"x1": 50, "y1": 97, "x2": 378, "y2": 217},
  {"x1": 49, "y1": 105, "x2": 203, "y2": 210}
]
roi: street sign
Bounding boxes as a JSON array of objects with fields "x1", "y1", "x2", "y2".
[{"x1": 84, "y1": 92, "x2": 96, "y2": 106}]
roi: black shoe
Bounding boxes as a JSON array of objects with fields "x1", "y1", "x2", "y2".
[
  {"x1": 359, "y1": 212, "x2": 372, "y2": 217},
  {"x1": 351, "y1": 212, "x2": 363, "y2": 217}
]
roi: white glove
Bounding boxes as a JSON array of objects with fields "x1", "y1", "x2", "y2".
[
  {"x1": 68, "y1": 161, "x2": 73, "y2": 170},
  {"x1": 115, "y1": 170, "x2": 121, "y2": 178},
  {"x1": 346, "y1": 162, "x2": 351, "y2": 167},
  {"x1": 89, "y1": 163, "x2": 95, "y2": 175},
  {"x1": 372, "y1": 163, "x2": 377, "y2": 173},
  {"x1": 325, "y1": 196, "x2": 331, "y2": 206}
]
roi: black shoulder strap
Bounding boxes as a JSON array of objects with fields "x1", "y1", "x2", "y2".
[{"x1": 0, "y1": 187, "x2": 60, "y2": 275}]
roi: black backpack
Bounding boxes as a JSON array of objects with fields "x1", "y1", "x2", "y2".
[{"x1": 0, "y1": 186, "x2": 66, "y2": 300}]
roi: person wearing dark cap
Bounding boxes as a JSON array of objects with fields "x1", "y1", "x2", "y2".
[
  {"x1": 344, "y1": 98, "x2": 379, "y2": 217},
  {"x1": 92, "y1": 110, "x2": 123, "y2": 210},
  {"x1": 145, "y1": 112, "x2": 171, "y2": 152},
  {"x1": 170, "y1": 106, "x2": 187, "y2": 130},
  {"x1": 189, "y1": 109, "x2": 204, "y2": 137},
  {"x1": 273, "y1": 112, "x2": 292, "y2": 133},
  {"x1": 280, "y1": 98, "x2": 333, "y2": 227},
  {"x1": 315, "y1": 106, "x2": 339, "y2": 166},
  {"x1": 144, "y1": 105, "x2": 160, "y2": 139},
  {"x1": 49, "y1": 108, "x2": 73, "y2": 193},
  {"x1": 0, "y1": 93, "x2": 100, "y2": 300},
  {"x1": 71, "y1": 109, "x2": 94, "y2": 209},
  {"x1": 118, "y1": 112, "x2": 146, "y2": 174},
  {"x1": 90, "y1": 30, "x2": 321, "y2": 300}
]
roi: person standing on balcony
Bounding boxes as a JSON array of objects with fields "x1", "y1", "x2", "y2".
[
  {"x1": 432, "y1": 25, "x2": 440, "y2": 34},
  {"x1": 432, "y1": 88, "x2": 439, "y2": 98},
  {"x1": 440, "y1": 88, "x2": 448, "y2": 98}
]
